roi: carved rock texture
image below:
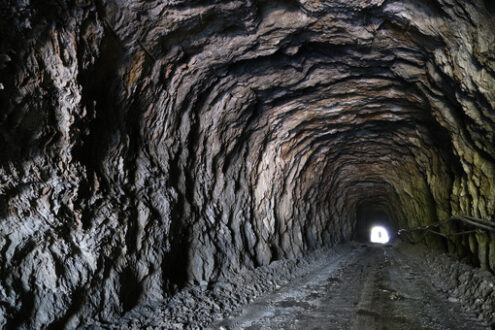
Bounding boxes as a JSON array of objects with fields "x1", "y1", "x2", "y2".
[{"x1": 0, "y1": 0, "x2": 494, "y2": 328}]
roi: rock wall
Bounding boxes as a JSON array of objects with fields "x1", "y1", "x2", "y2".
[{"x1": 0, "y1": 0, "x2": 494, "y2": 328}]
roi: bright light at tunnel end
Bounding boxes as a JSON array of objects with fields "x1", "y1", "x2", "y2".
[{"x1": 370, "y1": 226, "x2": 390, "y2": 244}]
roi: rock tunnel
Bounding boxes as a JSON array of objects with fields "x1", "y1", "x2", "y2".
[{"x1": 0, "y1": 0, "x2": 494, "y2": 328}]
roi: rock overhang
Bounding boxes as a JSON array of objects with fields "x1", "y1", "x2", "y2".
[{"x1": 0, "y1": 0, "x2": 494, "y2": 328}]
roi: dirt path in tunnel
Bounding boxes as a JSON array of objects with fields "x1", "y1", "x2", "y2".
[{"x1": 212, "y1": 244, "x2": 489, "y2": 330}]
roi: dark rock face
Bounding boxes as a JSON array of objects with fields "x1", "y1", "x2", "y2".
[{"x1": 0, "y1": 0, "x2": 494, "y2": 328}]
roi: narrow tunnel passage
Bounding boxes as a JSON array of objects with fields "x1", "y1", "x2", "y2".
[{"x1": 0, "y1": 0, "x2": 494, "y2": 329}]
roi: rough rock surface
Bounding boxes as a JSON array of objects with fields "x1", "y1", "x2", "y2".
[
  {"x1": 419, "y1": 244, "x2": 495, "y2": 325},
  {"x1": 0, "y1": 0, "x2": 494, "y2": 328},
  {"x1": 93, "y1": 244, "x2": 357, "y2": 329}
]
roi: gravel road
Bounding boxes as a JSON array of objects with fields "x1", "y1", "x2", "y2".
[{"x1": 213, "y1": 244, "x2": 489, "y2": 330}]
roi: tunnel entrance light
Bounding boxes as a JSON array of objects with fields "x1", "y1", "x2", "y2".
[{"x1": 370, "y1": 226, "x2": 390, "y2": 244}]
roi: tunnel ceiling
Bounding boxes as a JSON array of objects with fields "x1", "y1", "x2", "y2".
[{"x1": 0, "y1": 0, "x2": 494, "y2": 327}]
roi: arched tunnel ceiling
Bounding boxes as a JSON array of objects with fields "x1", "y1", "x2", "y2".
[{"x1": 0, "y1": 0, "x2": 494, "y2": 327}]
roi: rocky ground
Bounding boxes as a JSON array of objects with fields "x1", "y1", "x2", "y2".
[
  {"x1": 86, "y1": 244, "x2": 356, "y2": 329},
  {"x1": 86, "y1": 241, "x2": 495, "y2": 329},
  {"x1": 213, "y1": 242, "x2": 494, "y2": 330},
  {"x1": 418, "y1": 245, "x2": 495, "y2": 325}
]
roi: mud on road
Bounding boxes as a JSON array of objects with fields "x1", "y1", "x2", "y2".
[{"x1": 213, "y1": 244, "x2": 490, "y2": 330}]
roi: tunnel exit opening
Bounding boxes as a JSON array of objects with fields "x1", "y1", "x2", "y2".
[
  {"x1": 353, "y1": 202, "x2": 397, "y2": 243},
  {"x1": 370, "y1": 225, "x2": 390, "y2": 244}
]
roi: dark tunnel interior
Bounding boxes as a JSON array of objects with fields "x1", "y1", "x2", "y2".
[{"x1": 0, "y1": 0, "x2": 494, "y2": 328}]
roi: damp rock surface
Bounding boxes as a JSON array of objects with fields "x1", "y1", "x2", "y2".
[{"x1": 0, "y1": 0, "x2": 494, "y2": 328}]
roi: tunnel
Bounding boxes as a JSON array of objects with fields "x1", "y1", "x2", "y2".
[
  {"x1": 354, "y1": 203, "x2": 396, "y2": 243},
  {"x1": 0, "y1": 0, "x2": 494, "y2": 328}
]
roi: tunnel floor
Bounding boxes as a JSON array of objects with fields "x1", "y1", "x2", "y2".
[{"x1": 213, "y1": 244, "x2": 488, "y2": 330}]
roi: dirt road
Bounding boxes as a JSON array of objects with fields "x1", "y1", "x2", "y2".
[{"x1": 212, "y1": 244, "x2": 489, "y2": 330}]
